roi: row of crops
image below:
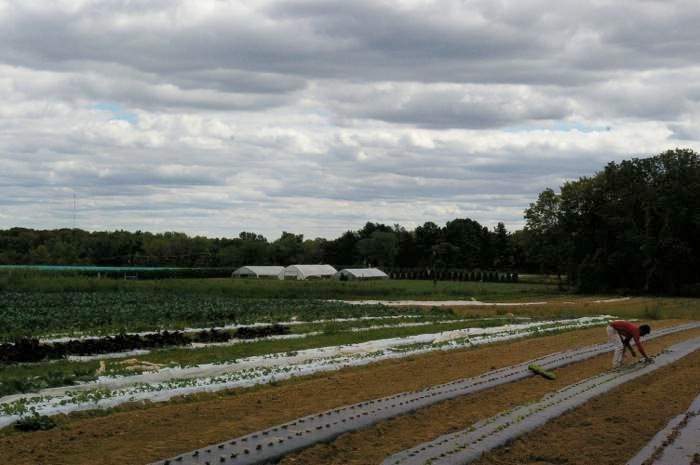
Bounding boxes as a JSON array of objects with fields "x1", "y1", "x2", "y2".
[
  {"x1": 0, "y1": 291, "x2": 454, "y2": 341},
  {"x1": 0, "y1": 316, "x2": 618, "y2": 421},
  {"x1": 0, "y1": 325, "x2": 290, "y2": 364}
]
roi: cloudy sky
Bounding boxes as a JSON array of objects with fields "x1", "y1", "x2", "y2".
[{"x1": 1, "y1": 0, "x2": 699, "y2": 239}]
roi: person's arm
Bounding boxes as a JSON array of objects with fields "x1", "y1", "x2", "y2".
[{"x1": 633, "y1": 335, "x2": 650, "y2": 360}]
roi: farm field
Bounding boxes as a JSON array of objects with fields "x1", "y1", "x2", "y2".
[
  {"x1": 4, "y1": 2, "x2": 700, "y2": 464},
  {"x1": 276, "y1": 328, "x2": 700, "y2": 465},
  {"x1": 0, "y1": 270, "x2": 564, "y2": 301},
  {"x1": 627, "y1": 391, "x2": 700, "y2": 465},
  {"x1": 2, "y1": 271, "x2": 698, "y2": 338},
  {"x1": 0, "y1": 322, "x2": 697, "y2": 464},
  {"x1": 0, "y1": 316, "x2": 525, "y2": 397},
  {"x1": 470, "y1": 350, "x2": 700, "y2": 465},
  {"x1": 0, "y1": 274, "x2": 699, "y2": 464}
]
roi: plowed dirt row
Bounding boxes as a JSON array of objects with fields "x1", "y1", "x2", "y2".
[
  {"x1": 469, "y1": 346, "x2": 700, "y2": 465},
  {"x1": 276, "y1": 327, "x2": 700, "y2": 465},
  {"x1": 0, "y1": 321, "x2": 687, "y2": 465}
]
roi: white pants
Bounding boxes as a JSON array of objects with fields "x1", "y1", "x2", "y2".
[{"x1": 607, "y1": 325, "x2": 624, "y2": 367}]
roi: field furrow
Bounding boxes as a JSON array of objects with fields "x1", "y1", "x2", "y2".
[
  {"x1": 148, "y1": 324, "x2": 698, "y2": 465},
  {"x1": 465, "y1": 351, "x2": 700, "y2": 465},
  {"x1": 275, "y1": 326, "x2": 700, "y2": 465},
  {"x1": 627, "y1": 393, "x2": 700, "y2": 465},
  {"x1": 383, "y1": 336, "x2": 700, "y2": 465},
  {"x1": 1, "y1": 319, "x2": 696, "y2": 465}
]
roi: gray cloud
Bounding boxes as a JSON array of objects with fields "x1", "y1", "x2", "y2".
[{"x1": 319, "y1": 82, "x2": 574, "y2": 128}]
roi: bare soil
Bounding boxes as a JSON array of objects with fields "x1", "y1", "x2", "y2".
[
  {"x1": 277, "y1": 327, "x2": 700, "y2": 465},
  {"x1": 0, "y1": 320, "x2": 690, "y2": 465},
  {"x1": 471, "y1": 343, "x2": 700, "y2": 465}
]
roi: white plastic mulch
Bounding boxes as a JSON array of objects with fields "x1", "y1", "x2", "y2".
[
  {"x1": 0, "y1": 316, "x2": 615, "y2": 428},
  {"x1": 336, "y1": 299, "x2": 548, "y2": 307}
]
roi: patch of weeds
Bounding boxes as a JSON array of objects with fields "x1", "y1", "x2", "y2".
[
  {"x1": 557, "y1": 309, "x2": 578, "y2": 319},
  {"x1": 321, "y1": 322, "x2": 343, "y2": 335},
  {"x1": 0, "y1": 366, "x2": 97, "y2": 397},
  {"x1": 643, "y1": 304, "x2": 664, "y2": 320},
  {"x1": 0, "y1": 378, "x2": 30, "y2": 397},
  {"x1": 14, "y1": 414, "x2": 57, "y2": 432}
]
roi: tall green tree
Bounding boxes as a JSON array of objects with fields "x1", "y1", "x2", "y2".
[
  {"x1": 529, "y1": 148, "x2": 700, "y2": 294},
  {"x1": 524, "y1": 188, "x2": 569, "y2": 285},
  {"x1": 356, "y1": 231, "x2": 398, "y2": 267}
]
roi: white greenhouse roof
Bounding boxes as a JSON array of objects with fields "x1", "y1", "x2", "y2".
[
  {"x1": 284, "y1": 264, "x2": 337, "y2": 278},
  {"x1": 233, "y1": 266, "x2": 284, "y2": 276},
  {"x1": 337, "y1": 268, "x2": 389, "y2": 278}
]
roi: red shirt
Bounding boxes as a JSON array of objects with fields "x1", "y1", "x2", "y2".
[{"x1": 611, "y1": 320, "x2": 647, "y2": 358}]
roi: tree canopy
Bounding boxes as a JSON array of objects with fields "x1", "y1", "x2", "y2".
[
  {"x1": 0, "y1": 220, "x2": 517, "y2": 271},
  {"x1": 525, "y1": 148, "x2": 700, "y2": 294}
]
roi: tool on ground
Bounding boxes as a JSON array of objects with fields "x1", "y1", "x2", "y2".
[{"x1": 528, "y1": 364, "x2": 557, "y2": 380}]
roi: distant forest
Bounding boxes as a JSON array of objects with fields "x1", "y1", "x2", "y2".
[
  {"x1": 1, "y1": 149, "x2": 698, "y2": 295},
  {"x1": 0, "y1": 220, "x2": 519, "y2": 272}
]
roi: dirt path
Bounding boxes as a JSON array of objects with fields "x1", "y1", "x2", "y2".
[
  {"x1": 470, "y1": 348, "x2": 700, "y2": 465},
  {"x1": 275, "y1": 327, "x2": 700, "y2": 465},
  {"x1": 0, "y1": 321, "x2": 689, "y2": 465}
]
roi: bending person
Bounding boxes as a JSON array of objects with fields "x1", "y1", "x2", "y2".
[{"x1": 606, "y1": 320, "x2": 652, "y2": 367}]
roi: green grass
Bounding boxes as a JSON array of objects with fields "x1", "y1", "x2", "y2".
[{"x1": 0, "y1": 362, "x2": 98, "y2": 397}]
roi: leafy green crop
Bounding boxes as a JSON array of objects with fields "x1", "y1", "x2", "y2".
[
  {"x1": 13, "y1": 414, "x2": 57, "y2": 432},
  {"x1": 0, "y1": 291, "x2": 450, "y2": 341}
]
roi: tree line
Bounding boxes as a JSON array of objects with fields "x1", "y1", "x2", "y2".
[
  {"x1": 1, "y1": 149, "x2": 698, "y2": 294},
  {"x1": 521, "y1": 148, "x2": 699, "y2": 295},
  {"x1": 0, "y1": 220, "x2": 519, "y2": 271}
]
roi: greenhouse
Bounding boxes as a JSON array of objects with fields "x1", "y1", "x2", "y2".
[
  {"x1": 336, "y1": 268, "x2": 389, "y2": 280},
  {"x1": 232, "y1": 266, "x2": 285, "y2": 279},
  {"x1": 282, "y1": 264, "x2": 338, "y2": 280}
]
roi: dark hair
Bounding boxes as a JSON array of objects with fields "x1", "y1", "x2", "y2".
[{"x1": 640, "y1": 324, "x2": 651, "y2": 336}]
